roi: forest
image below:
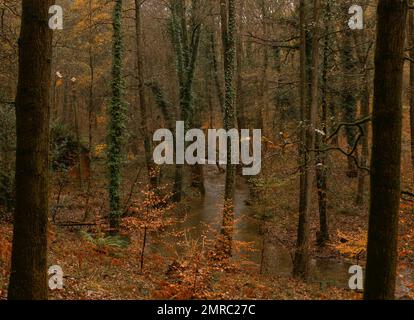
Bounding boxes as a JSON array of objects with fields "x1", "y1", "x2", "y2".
[{"x1": 0, "y1": 0, "x2": 413, "y2": 301}]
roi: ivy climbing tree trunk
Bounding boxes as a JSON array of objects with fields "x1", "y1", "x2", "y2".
[
  {"x1": 220, "y1": 0, "x2": 237, "y2": 257},
  {"x1": 364, "y1": 0, "x2": 408, "y2": 300},
  {"x1": 235, "y1": 0, "x2": 245, "y2": 130},
  {"x1": 108, "y1": 0, "x2": 126, "y2": 234},
  {"x1": 8, "y1": 0, "x2": 53, "y2": 300},
  {"x1": 169, "y1": 0, "x2": 202, "y2": 201}
]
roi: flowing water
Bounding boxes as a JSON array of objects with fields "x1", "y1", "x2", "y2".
[{"x1": 151, "y1": 165, "x2": 412, "y2": 295}]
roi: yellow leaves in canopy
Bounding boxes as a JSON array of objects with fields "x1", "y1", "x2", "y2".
[
  {"x1": 92, "y1": 11, "x2": 111, "y2": 24},
  {"x1": 94, "y1": 143, "x2": 107, "y2": 157},
  {"x1": 70, "y1": 0, "x2": 112, "y2": 40},
  {"x1": 93, "y1": 33, "x2": 111, "y2": 46}
]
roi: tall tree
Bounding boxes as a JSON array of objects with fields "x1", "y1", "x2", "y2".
[
  {"x1": 294, "y1": 0, "x2": 321, "y2": 279},
  {"x1": 108, "y1": 0, "x2": 126, "y2": 234},
  {"x1": 83, "y1": 0, "x2": 96, "y2": 220},
  {"x1": 8, "y1": 0, "x2": 53, "y2": 299},
  {"x1": 135, "y1": 0, "x2": 157, "y2": 189},
  {"x1": 209, "y1": 22, "x2": 225, "y2": 115},
  {"x1": 258, "y1": 0, "x2": 269, "y2": 134},
  {"x1": 315, "y1": 0, "x2": 331, "y2": 246},
  {"x1": 353, "y1": 21, "x2": 373, "y2": 207},
  {"x1": 235, "y1": 0, "x2": 245, "y2": 130},
  {"x1": 220, "y1": 0, "x2": 237, "y2": 257},
  {"x1": 169, "y1": 0, "x2": 202, "y2": 202},
  {"x1": 294, "y1": 0, "x2": 309, "y2": 279},
  {"x1": 409, "y1": 1, "x2": 414, "y2": 184},
  {"x1": 364, "y1": 0, "x2": 408, "y2": 300},
  {"x1": 340, "y1": 4, "x2": 358, "y2": 178}
]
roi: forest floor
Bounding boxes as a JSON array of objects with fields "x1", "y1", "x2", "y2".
[
  {"x1": 0, "y1": 147, "x2": 412, "y2": 300},
  {"x1": 0, "y1": 220, "x2": 358, "y2": 300},
  {"x1": 0, "y1": 119, "x2": 413, "y2": 300}
]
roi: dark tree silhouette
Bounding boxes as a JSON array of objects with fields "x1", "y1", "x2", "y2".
[
  {"x1": 8, "y1": 0, "x2": 54, "y2": 300},
  {"x1": 364, "y1": 0, "x2": 408, "y2": 300}
]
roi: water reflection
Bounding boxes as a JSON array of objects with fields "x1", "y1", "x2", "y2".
[{"x1": 150, "y1": 165, "x2": 411, "y2": 296}]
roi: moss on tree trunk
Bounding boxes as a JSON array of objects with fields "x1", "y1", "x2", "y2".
[{"x1": 108, "y1": 0, "x2": 126, "y2": 234}]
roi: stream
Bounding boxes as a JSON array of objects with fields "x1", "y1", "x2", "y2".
[{"x1": 150, "y1": 165, "x2": 412, "y2": 296}]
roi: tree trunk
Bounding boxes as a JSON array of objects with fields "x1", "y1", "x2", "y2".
[
  {"x1": 205, "y1": 14, "x2": 216, "y2": 129},
  {"x1": 409, "y1": 3, "x2": 414, "y2": 184},
  {"x1": 340, "y1": 19, "x2": 358, "y2": 178},
  {"x1": 170, "y1": 0, "x2": 202, "y2": 202},
  {"x1": 72, "y1": 82, "x2": 83, "y2": 190},
  {"x1": 108, "y1": 0, "x2": 125, "y2": 234},
  {"x1": 294, "y1": 0, "x2": 320, "y2": 279},
  {"x1": 83, "y1": 0, "x2": 95, "y2": 221},
  {"x1": 364, "y1": 0, "x2": 408, "y2": 300},
  {"x1": 352, "y1": 20, "x2": 372, "y2": 207},
  {"x1": 355, "y1": 72, "x2": 370, "y2": 206},
  {"x1": 8, "y1": 0, "x2": 53, "y2": 300},
  {"x1": 294, "y1": 0, "x2": 309, "y2": 279},
  {"x1": 315, "y1": 0, "x2": 331, "y2": 246},
  {"x1": 235, "y1": 0, "x2": 245, "y2": 130},
  {"x1": 135, "y1": 0, "x2": 157, "y2": 190},
  {"x1": 62, "y1": 80, "x2": 71, "y2": 125},
  {"x1": 220, "y1": 0, "x2": 237, "y2": 257},
  {"x1": 258, "y1": 0, "x2": 269, "y2": 135},
  {"x1": 210, "y1": 32, "x2": 225, "y2": 115}
]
